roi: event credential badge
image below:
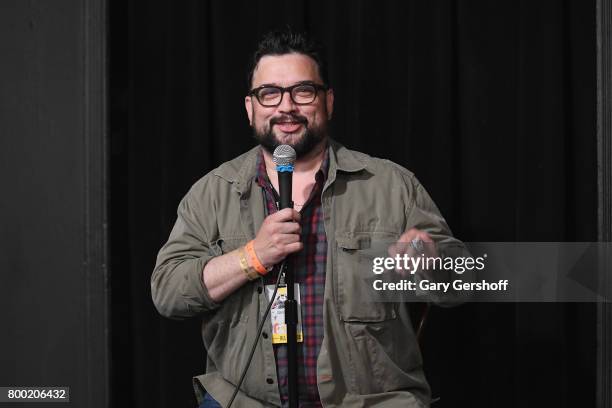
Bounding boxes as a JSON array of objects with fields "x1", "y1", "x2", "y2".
[{"x1": 265, "y1": 284, "x2": 304, "y2": 344}]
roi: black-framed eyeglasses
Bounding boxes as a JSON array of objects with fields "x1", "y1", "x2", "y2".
[{"x1": 248, "y1": 83, "x2": 328, "y2": 107}]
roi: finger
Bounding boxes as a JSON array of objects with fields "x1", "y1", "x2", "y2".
[
  {"x1": 274, "y1": 222, "x2": 301, "y2": 235},
  {"x1": 398, "y1": 228, "x2": 434, "y2": 244},
  {"x1": 284, "y1": 241, "x2": 304, "y2": 254},
  {"x1": 411, "y1": 233, "x2": 437, "y2": 257},
  {"x1": 270, "y1": 208, "x2": 298, "y2": 222},
  {"x1": 415, "y1": 231, "x2": 433, "y2": 243},
  {"x1": 393, "y1": 242, "x2": 412, "y2": 256},
  {"x1": 276, "y1": 233, "x2": 301, "y2": 245},
  {"x1": 397, "y1": 228, "x2": 420, "y2": 243},
  {"x1": 292, "y1": 209, "x2": 301, "y2": 222}
]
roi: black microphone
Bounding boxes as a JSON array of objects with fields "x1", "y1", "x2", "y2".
[
  {"x1": 272, "y1": 144, "x2": 298, "y2": 408},
  {"x1": 272, "y1": 145, "x2": 296, "y2": 210}
]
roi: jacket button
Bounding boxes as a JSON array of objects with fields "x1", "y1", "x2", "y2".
[
  {"x1": 266, "y1": 378, "x2": 274, "y2": 384},
  {"x1": 257, "y1": 286, "x2": 263, "y2": 294},
  {"x1": 262, "y1": 332, "x2": 268, "y2": 339}
]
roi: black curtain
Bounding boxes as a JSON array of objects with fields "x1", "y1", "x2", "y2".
[{"x1": 110, "y1": 1, "x2": 597, "y2": 407}]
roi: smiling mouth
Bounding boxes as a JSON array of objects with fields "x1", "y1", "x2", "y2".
[{"x1": 274, "y1": 121, "x2": 303, "y2": 133}]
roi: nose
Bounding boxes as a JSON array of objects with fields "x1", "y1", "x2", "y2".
[{"x1": 277, "y1": 89, "x2": 297, "y2": 112}]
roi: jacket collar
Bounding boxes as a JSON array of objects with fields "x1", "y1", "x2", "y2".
[{"x1": 213, "y1": 138, "x2": 367, "y2": 195}]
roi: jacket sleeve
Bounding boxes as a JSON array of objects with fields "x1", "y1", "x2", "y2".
[
  {"x1": 151, "y1": 187, "x2": 221, "y2": 319},
  {"x1": 401, "y1": 169, "x2": 475, "y2": 307}
]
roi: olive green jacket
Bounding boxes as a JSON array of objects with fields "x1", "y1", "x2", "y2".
[{"x1": 151, "y1": 139, "x2": 469, "y2": 407}]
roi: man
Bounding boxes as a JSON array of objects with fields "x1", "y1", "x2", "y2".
[{"x1": 152, "y1": 29, "x2": 469, "y2": 408}]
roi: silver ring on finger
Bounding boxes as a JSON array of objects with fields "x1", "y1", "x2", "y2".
[{"x1": 410, "y1": 239, "x2": 424, "y2": 253}]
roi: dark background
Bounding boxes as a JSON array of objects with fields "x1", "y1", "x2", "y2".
[
  {"x1": 109, "y1": 1, "x2": 598, "y2": 407},
  {"x1": 0, "y1": 0, "x2": 599, "y2": 407},
  {"x1": 0, "y1": 0, "x2": 108, "y2": 407},
  {"x1": 0, "y1": 0, "x2": 596, "y2": 407}
]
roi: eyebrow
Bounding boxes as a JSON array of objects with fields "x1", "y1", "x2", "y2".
[{"x1": 256, "y1": 80, "x2": 317, "y2": 88}]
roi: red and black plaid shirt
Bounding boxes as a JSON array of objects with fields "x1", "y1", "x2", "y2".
[{"x1": 255, "y1": 148, "x2": 328, "y2": 408}]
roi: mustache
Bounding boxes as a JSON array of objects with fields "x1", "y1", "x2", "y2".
[{"x1": 269, "y1": 114, "x2": 308, "y2": 126}]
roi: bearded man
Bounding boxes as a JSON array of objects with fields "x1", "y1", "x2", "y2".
[{"x1": 152, "y1": 28, "x2": 469, "y2": 408}]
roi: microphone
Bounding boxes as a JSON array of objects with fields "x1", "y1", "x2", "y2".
[
  {"x1": 272, "y1": 145, "x2": 296, "y2": 210},
  {"x1": 272, "y1": 144, "x2": 298, "y2": 408}
]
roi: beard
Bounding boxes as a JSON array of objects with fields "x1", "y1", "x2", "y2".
[{"x1": 252, "y1": 114, "x2": 327, "y2": 158}]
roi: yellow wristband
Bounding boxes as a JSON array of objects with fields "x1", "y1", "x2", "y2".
[
  {"x1": 238, "y1": 248, "x2": 259, "y2": 281},
  {"x1": 245, "y1": 240, "x2": 270, "y2": 275}
]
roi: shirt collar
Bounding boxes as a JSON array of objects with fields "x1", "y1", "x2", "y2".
[
  {"x1": 213, "y1": 138, "x2": 366, "y2": 195},
  {"x1": 254, "y1": 146, "x2": 330, "y2": 189}
]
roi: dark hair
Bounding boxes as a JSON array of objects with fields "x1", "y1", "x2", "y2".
[{"x1": 247, "y1": 28, "x2": 329, "y2": 90}]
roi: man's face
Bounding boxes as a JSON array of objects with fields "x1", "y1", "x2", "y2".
[{"x1": 245, "y1": 53, "x2": 334, "y2": 158}]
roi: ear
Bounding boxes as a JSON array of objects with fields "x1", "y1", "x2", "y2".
[
  {"x1": 325, "y1": 89, "x2": 334, "y2": 120},
  {"x1": 245, "y1": 96, "x2": 253, "y2": 125}
]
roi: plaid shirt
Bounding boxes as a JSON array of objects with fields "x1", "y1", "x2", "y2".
[{"x1": 255, "y1": 149, "x2": 328, "y2": 408}]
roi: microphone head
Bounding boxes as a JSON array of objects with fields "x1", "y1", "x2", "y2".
[{"x1": 272, "y1": 145, "x2": 296, "y2": 167}]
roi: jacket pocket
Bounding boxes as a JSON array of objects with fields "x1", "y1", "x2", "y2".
[
  {"x1": 335, "y1": 232, "x2": 398, "y2": 323},
  {"x1": 345, "y1": 321, "x2": 427, "y2": 395},
  {"x1": 202, "y1": 319, "x2": 250, "y2": 385}
]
